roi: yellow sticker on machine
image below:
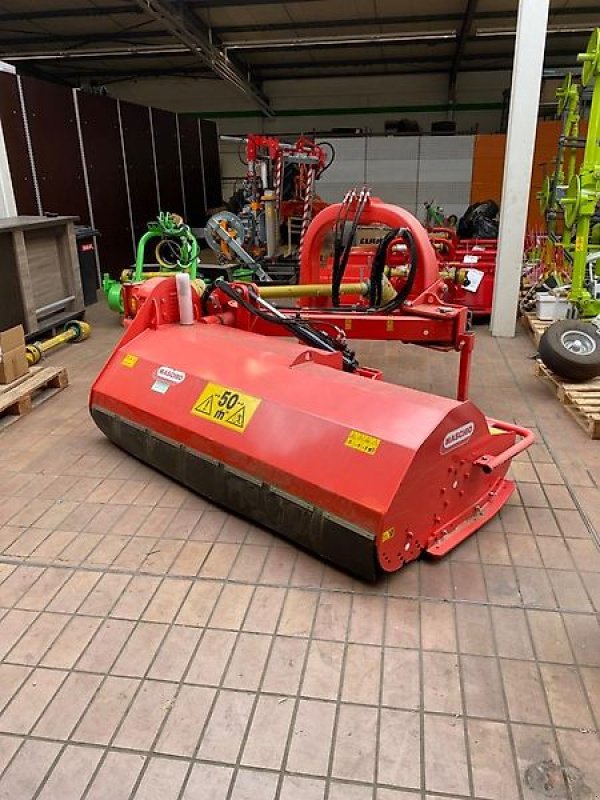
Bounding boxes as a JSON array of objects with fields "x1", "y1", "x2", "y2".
[
  {"x1": 575, "y1": 236, "x2": 584, "y2": 252},
  {"x1": 191, "y1": 382, "x2": 261, "y2": 432},
  {"x1": 382, "y1": 527, "x2": 395, "y2": 542},
  {"x1": 121, "y1": 354, "x2": 138, "y2": 368},
  {"x1": 345, "y1": 429, "x2": 381, "y2": 455}
]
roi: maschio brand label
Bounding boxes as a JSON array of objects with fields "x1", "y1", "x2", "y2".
[
  {"x1": 442, "y1": 422, "x2": 475, "y2": 452},
  {"x1": 155, "y1": 366, "x2": 186, "y2": 384}
]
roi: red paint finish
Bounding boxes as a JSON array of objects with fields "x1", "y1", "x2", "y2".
[{"x1": 91, "y1": 277, "x2": 533, "y2": 574}]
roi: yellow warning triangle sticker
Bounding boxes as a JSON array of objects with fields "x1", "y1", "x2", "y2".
[
  {"x1": 195, "y1": 394, "x2": 215, "y2": 416},
  {"x1": 226, "y1": 406, "x2": 245, "y2": 428}
]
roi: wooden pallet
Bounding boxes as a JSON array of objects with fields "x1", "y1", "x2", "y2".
[
  {"x1": 0, "y1": 365, "x2": 68, "y2": 430},
  {"x1": 535, "y1": 361, "x2": 600, "y2": 438},
  {"x1": 521, "y1": 312, "x2": 552, "y2": 346}
]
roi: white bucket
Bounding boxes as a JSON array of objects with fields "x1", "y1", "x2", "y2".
[{"x1": 536, "y1": 292, "x2": 569, "y2": 322}]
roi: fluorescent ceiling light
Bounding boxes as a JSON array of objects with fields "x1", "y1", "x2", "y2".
[
  {"x1": 225, "y1": 30, "x2": 457, "y2": 51},
  {"x1": 476, "y1": 24, "x2": 596, "y2": 37}
]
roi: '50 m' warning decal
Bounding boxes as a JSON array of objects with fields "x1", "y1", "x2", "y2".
[{"x1": 191, "y1": 382, "x2": 261, "y2": 432}]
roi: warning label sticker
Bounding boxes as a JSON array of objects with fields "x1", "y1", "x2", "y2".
[
  {"x1": 121, "y1": 354, "x2": 138, "y2": 368},
  {"x1": 345, "y1": 429, "x2": 381, "y2": 455},
  {"x1": 191, "y1": 382, "x2": 261, "y2": 433}
]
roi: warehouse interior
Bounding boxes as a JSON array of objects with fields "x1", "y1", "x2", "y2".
[{"x1": 0, "y1": 2, "x2": 600, "y2": 799}]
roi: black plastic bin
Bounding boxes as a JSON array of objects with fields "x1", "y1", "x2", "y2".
[{"x1": 75, "y1": 225, "x2": 100, "y2": 306}]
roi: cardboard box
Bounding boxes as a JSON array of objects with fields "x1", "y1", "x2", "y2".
[{"x1": 0, "y1": 326, "x2": 29, "y2": 384}]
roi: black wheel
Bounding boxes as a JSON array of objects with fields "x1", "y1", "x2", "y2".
[{"x1": 538, "y1": 320, "x2": 600, "y2": 381}]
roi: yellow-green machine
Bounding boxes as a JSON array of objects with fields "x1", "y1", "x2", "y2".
[{"x1": 538, "y1": 30, "x2": 600, "y2": 381}]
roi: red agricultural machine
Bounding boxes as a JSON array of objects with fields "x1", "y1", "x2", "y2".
[{"x1": 93, "y1": 196, "x2": 532, "y2": 580}]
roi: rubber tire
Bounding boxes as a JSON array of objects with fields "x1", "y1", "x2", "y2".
[{"x1": 539, "y1": 320, "x2": 600, "y2": 381}]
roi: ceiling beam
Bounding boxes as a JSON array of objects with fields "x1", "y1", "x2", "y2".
[
  {"x1": 129, "y1": 0, "x2": 272, "y2": 114},
  {"x1": 449, "y1": 0, "x2": 478, "y2": 103},
  {"x1": 214, "y1": 6, "x2": 599, "y2": 35}
]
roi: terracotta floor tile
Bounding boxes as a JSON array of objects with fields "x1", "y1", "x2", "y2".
[
  {"x1": 0, "y1": 739, "x2": 61, "y2": 800},
  {"x1": 0, "y1": 566, "x2": 45, "y2": 607},
  {"x1": 76, "y1": 617, "x2": 136, "y2": 673},
  {"x1": 492, "y1": 607, "x2": 534, "y2": 660},
  {"x1": 169, "y1": 540, "x2": 211, "y2": 577},
  {"x1": 501, "y1": 659, "x2": 551, "y2": 725},
  {"x1": 384, "y1": 598, "x2": 419, "y2": 648},
  {"x1": 262, "y1": 636, "x2": 308, "y2": 695},
  {"x1": 133, "y1": 756, "x2": 189, "y2": 800},
  {"x1": 277, "y1": 589, "x2": 317, "y2": 637},
  {"x1": 84, "y1": 750, "x2": 146, "y2": 800},
  {"x1": 142, "y1": 578, "x2": 191, "y2": 623},
  {"x1": 155, "y1": 684, "x2": 214, "y2": 757},
  {"x1": 381, "y1": 647, "x2": 419, "y2": 710},
  {"x1": 540, "y1": 663, "x2": 594, "y2": 729},
  {"x1": 511, "y1": 723, "x2": 563, "y2": 800},
  {"x1": 111, "y1": 575, "x2": 161, "y2": 620},
  {"x1": 461, "y1": 654, "x2": 506, "y2": 720},
  {"x1": 198, "y1": 542, "x2": 240, "y2": 578},
  {"x1": 223, "y1": 632, "x2": 271, "y2": 691},
  {"x1": 243, "y1": 586, "x2": 286, "y2": 634},
  {"x1": 241, "y1": 694, "x2": 294, "y2": 770},
  {"x1": 0, "y1": 734, "x2": 22, "y2": 775},
  {"x1": 73, "y1": 675, "x2": 139, "y2": 744},
  {"x1": 563, "y1": 613, "x2": 600, "y2": 666},
  {"x1": 527, "y1": 611, "x2": 573, "y2": 664},
  {"x1": 181, "y1": 763, "x2": 232, "y2": 800},
  {"x1": 229, "y1": 769, "x2": 278, "y2": 800},
  {"x1": 331, "y1": 782, "x2": 373, "y2": 799},
  {"x1": 112, "y1": 621, "x2": 168, "y2": 677},
  {"x1": 0, "y1": 609, "x2": 38, "y2": 659},
  {"x1": 197, "y1": 689, "x2": 254, "y2": 764},
  {"x1": 280, "y1": 775, "x2": 325, "y2": 800},
  {"x1": 312, "y1": 592, "x2": 351, "y2": 641},
  {"x1": 46, "y1": 570, "x2": 102, "y2": 613},
  {"x1": 422, "y1": 651, "x2": 462, "y2": 714},
  {"x1": 468, "y1": 719, "x2": 518, "y2": 800},
  {"x1": 185, "y1": 628, "x2": 236, "y2": 686},
  {"x1": 148, "y1": 625, "x2": 201, "y2": 681},
  {"x1": 420, "y1": 600, "x2": 456, "y2": 652},
  {"x1": 301, "y1": 639, "x2": 344, "y2": 701},
  {"x1": 78, "y1": 572, "x2": 131, "y2": 616},
  {"x1": 556, "y1": 729, "x2": 600, "y2": 798},
  {"x1": 0, "y1": 667, "x2": 66, "y2": 734},
  {"x1": 228, "y1": 545, "x2": 269, "y2": 582},
  {"x1": 210, "y1": 583, "x2": 254, "y2": 629},
  {"x1": 36, "y1": 744, "x2": 102, "y2": 800},
  {"x1": 378, "y1": 708, "x2": 420, "y2": 789},
  {"x1": 287, "y1": 698, "x2": 335, "y2": 776},
  {"x1": 349, "y1": 594, "x2": 385, "y2": 645},
  {"x1": 176, "y1": 579, "x2": 222, "y2": 627},
  {"x1": 34, "y1": 670, "x2": 103, "y2": 739},
  {"x1": 113, "y1": 679, "x2": 176, "y2": 750},
  {"x1": 332, "y1": 704, "x2": 378, "y2": 783},
  {"x1": 341, "y1": 643, "x2": 381, "y2": 705},
  {"x1": 5, "y1": 609, "x2": 68, "y2": 666},
  {"x1": 548, "y1": 570, "x2": 593, "y2": 612},
  {"x1": 41, "y1": 615, "x2": 101, "y2": 668},
  {"x1": 423, "y1": 714, "x2": 469, "y2": 796}
]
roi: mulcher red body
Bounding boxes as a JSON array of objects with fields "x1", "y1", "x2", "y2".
[{"x1": 90, "y1": 271, "x2": 532, "y2": 580}]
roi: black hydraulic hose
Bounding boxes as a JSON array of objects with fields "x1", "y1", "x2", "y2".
[
  {"x1": 331, "y1": 192, "x2": 353, "y2": 299},
  {"x1": 369, "y1": 227, "x2": 402, "y2": 306},
  {"x1": 375, "y1": 227, "x2": 418, "y2": 314},
  {"x1": 213, "y1": 279, "x2": 359, "y2": 372},
  {"x1": 332, "y1": 188, "x2": 369, "y2": 306}
]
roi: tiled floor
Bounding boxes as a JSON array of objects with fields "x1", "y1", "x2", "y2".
[{"x1": 0, "y1": 304, "x2": 599, "y2": 800}]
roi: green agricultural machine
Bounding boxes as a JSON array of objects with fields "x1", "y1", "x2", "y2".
[
  {"x1": 538, "y1": 29, "x2": 600, "y2": 381},
  {"x1": 103, "y1": 212, "x2": 199, "y2": 314},
  {"x1": 103, "y1": 211, "x2": 271, "y2": 316}
]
